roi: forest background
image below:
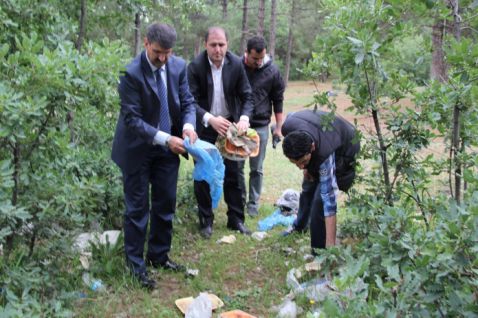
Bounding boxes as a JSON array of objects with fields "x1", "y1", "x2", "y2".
[{"x1": 0, "y1": 0, "x2": 477, "y2": 317}]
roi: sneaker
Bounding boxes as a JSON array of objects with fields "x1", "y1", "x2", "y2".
[{"x1": 247, "y1": 208, "x2": 259, "y2": 217}]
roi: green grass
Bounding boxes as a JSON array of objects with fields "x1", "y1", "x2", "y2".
[{"x1": 75, "y1": 141, "x2": 307, "y2": 317}]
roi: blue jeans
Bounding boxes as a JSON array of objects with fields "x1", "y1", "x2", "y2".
[{"x1": 238, "y1": 125, "x2": 269, "y2": 213}]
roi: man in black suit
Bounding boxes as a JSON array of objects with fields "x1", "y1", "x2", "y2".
[
  {"x1": 112, "y1": 22, "x2": 197, "y2": 289},
  {"x1": 187, "y1": 26, "x2": 254, "y2": 239}
]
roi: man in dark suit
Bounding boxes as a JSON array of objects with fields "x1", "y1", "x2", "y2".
[
  {"x1": 112, "y1": 22, "x2": 198, "y2": 289},
  {"x1": 187, "y1": 26, "x2": 254, "y2": 239}
]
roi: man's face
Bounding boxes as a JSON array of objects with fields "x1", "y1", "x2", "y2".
[
  {"x1": 144, "y1": 38, "x2": 172, "y2": 68},
  {"x1": 205, "y1": 30, "x2": 228, "y2": 66},
  {"x1": 289, "y1": 152, "x2": 312, "y2": 170},
  {"x1": 288, "y1": 142, "x2": 315, "y2": 169},
  {"x1": 245, "y1": 49, "x2": 266, "y2": 69}
]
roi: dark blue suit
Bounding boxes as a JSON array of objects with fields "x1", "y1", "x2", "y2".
[{"x1": 112, "y1": 52, "x2": 196, "y2": 274}]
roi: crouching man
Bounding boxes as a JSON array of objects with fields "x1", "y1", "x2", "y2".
[{"x1": 281, "y1": 109, "x2": 360, "y2": 252}]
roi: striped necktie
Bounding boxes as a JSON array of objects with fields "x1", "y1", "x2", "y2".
[{"x1": 155, "y1": 68, "x2": 171, "y2": 134}]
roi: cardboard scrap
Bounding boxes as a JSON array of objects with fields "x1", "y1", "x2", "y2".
[
  {"x1": 220, "y1": 309, "x2": 257, "y2": 318},
  {"x1": 175, "y1": 293, "x2": 224, "y2": 314}
]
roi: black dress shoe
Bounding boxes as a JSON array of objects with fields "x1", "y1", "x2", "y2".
[
  {"x1": 148, "y1": 258, "x2": 186, "y2": 272},
  {"x1": 200, "y1": 225, "x2": 213, "y2": 239},
  {"x1": 135, "y1": 272, "x2": 156, "y2": 290},
  {"x1": 227, "y1": 222, "x2": 252, "y2": 235}
]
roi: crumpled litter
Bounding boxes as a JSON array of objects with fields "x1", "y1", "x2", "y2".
[
  {"x1": 184, "y1": 138, "x2": 225, "y2": 209},
  {"x1": 275, "y1": 189, "x2": 300, "y2": 215},
  {"x1": 216, "y1": 125, "x2": 259, "y2": 161},
  {"x1": 185, "y1": 293, "x2": 213, "y2": 318},
  {"x1": 74, "y1": 230, "x2": 121, "y2": 269},
  {"x1": 216, "y1": 235, "x2": 236, "y2": 244},
  {"x1": 257, "y1": 209, "x2": 296, "y2": 231},
  {"x1": 251, "y1": 231, "x2": 268, "y2": 241}
]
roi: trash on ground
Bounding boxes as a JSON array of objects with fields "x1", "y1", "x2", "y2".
[
  {"x1": 186, "y1": 269, "x2": 199, "y2": 277},
  {"x1": 303, "y1": 254, "x2": 314, "y2": 262},
  {"x1": 276, "y1": 299, "x2": 297, "y2": 318},
  {"x1": 175, "y1": 292, "x2": 224, "y2": 315},
  {"x1": 99, "y1": 230, "x2": 121, "y2": 245},
  {"x1": 285, "y1": 267, "x2": 367, "y2": 303},
  {"x1": 184, "y1": 138, "x2": 225, "y2": 209},
  {"x1": 251, "y1": 231, "x2": 268, "y2": 241},
  {"x1": 79, "y1": 252, "x2": 91, "y2": 269},
  {"x1": 275, "y1": 189, "x2": 300, "y2": 215},
  {"x1": 185, "y1": 293, "x2": 212, "y2": 318},
  {"x1": 304, "y1": 261, "x2": 320, "y2": 273},
  {"x1": 282, "y1": 247, "x2": 295, "y2": 256},
  {"x1": 257, "y1": 209, "x2": 296, "y2": 231},
  {"x1": 82, "y1": 272, "x2": 106, "y2": 293},
  {"x1": 219, "y1": 309, "x2": 257, "y2": 318},
  {"x1": 216, "y1": 235, "x2": 236, "y2": 244},
  {"x1": 74, "y1": 230, "x2": 121, "y2": 253}
]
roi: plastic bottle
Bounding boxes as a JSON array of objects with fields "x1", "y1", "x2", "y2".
[{"x1": 82, "y1": 272, "x2": 106, "y2": 292}]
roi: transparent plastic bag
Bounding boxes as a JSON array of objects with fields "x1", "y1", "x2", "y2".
[{"x1": 185, "y1": 292, "x2": 212, "y2": 318}]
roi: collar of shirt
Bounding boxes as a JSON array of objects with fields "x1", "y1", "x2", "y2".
[
  {"x1": 207, "y1": 56, "x2": 225, "y2": 71},
  {"x1": 145, "y1": 52, "x2": 166, "y2": 75}
]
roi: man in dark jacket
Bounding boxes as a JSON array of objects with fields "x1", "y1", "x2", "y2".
[
  {"x1": 238, "y1": 36, "x2": 285, "y2": 217},
  {"x1": 112, "y1": 23, "x2": 197, "y2": 289},
  {"x1": 281, "y1": 109, "x2": 360, "y2": 251},
  {"x1": 187, "y1": 27, "x2": 254, "y2": 239}
]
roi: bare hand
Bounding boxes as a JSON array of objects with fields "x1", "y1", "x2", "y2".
[
  {"x1": 167, "y1": 136, "x2": 186, "y2": 155},
  {"x1": 273, "y1": 126, "x2": 282, "y2": 137},
  {"x1": 183, "y1": 129, "x2": 198, "y2": 144},
  {"x1": 235, "y1": 119, "x2": 249, "y2": 134},
  {"x1": 209, "y1": 116, "x2": 231, "y2": 136}
]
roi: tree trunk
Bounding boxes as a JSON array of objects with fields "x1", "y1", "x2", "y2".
[
  {"x1": 430, "y1": 20, "x2": 447, "y2": 82},
  {"x1": 222, "y1": 0, "x2": 228, "y2": 19},
  {"x1": 449, "y1": 0, "x2": 462, "y2": 204},
  {"x1": 5, "y1": 143, "x2": 20, "y2": 257},
  {"x1": 257, "y1": 0, "x2": 265, "y2": 36},
  {"x1": 194, "y1": 35, "x2": 201, "y2": 57},
  {"x1": 284, "y1": 0, "x2": 296, "y2": 85},
  {"x1": 239, "y1": 0, "x2": 249, "y2": 54},
  {"x1": 269, "y1": 0, "x2": 277, "y2": 59},
  {"x1": 134, "y1": 12, "x2": 142, "y2": 56},
  {"x1": 76, "y1": 0, "x2": 87, "y2": 51}
]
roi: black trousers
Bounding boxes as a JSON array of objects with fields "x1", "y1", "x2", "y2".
[
  {"x1": 122, "y1": 146, "x2": 179, "y2": 274},
  {"x1": 293, "y1": 179, "x2": 326, "y2": 249},
  {"x1": 195, "y1": 126, "x2": 245, "y2": 227}
]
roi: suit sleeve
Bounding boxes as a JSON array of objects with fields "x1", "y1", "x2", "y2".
[
  {"x1": 187, "y1": 62, "x2": 207, "y2": 120},
  {"x1": 178, "y1": 63, "x2": 197, "y2": 129},
  {"x1": 118, "y1": 71, "x2": 157, "y2": 143}
]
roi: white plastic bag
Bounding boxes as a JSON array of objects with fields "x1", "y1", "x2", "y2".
[{"x1": 185, "y1": 292, "x2": 212, "y2": 318}]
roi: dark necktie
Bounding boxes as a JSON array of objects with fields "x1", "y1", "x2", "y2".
[{"x1": 155, "y1": 68, "x2": 171, "y2": 134}]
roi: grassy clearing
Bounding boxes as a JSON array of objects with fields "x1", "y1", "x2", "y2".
[{"x1": 75, "y1": 81, "x2": 343, "y2": 317}]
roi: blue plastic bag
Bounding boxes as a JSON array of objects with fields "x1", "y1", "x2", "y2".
[
  {"x1": 184, "y1": 138, "x2": 225, "y2": 209},
  {"x1": 257, "y1": 209, "x2": 297, "y2": 231}
]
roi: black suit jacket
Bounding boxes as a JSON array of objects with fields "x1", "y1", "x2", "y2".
[
  {"x1": 111, "y1": 52, "x2": 197, "y2": 174},
  {"x1": 187, "y1": 51, "x2": 253, "y2": 135}
]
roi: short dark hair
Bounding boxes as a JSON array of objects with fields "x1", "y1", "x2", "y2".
[
  {"x1": 247, "y1": 36, "x2": 266, "y2": 53},
  {"x1": 282, "y1": 131, "x2": 314, "y2": 160},
  {"x1": 146, "y1": 23, "x2": 177, "y2": 49},
  {"x1": 205, "y1": 26, "x2": 228, "y2": 42}
]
